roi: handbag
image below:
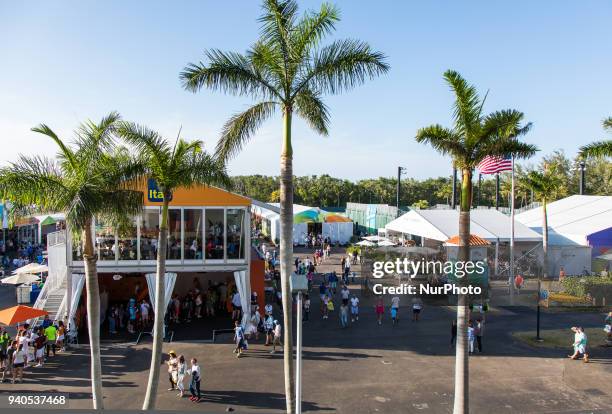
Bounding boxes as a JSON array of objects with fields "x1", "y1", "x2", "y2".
[{"x1": 327, "y1": 300, "x2": 334, "y2": 311}]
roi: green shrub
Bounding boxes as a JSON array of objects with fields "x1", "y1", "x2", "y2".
[{"x1": 561, "y1": 275, "x2": 612, "y2": 298}]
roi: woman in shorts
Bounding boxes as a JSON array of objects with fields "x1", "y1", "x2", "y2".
[
  {"x1": 56, "y1": 321, "x2": 66, "y2": 352},
  {"x1": 12, "y1": 344, "x2": 26, "y2": 383}
]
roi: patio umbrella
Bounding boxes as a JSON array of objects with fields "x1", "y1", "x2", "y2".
[
  {"x1": 356, "y1": 240, "x2": 376, "y2": 247},
  {"x1": 324, "y1": 214, "x2": 351, "y2": 223},
  {"x1": 0, "y1": 305, "x2": 48, "y2": 326},
  {"x1": 294, "y1": 209, "x2": 324, "y2": 224},
  {"x1": 377, "y1": 240, "x2": 396, "y2": 247},
  {"x1": 363, "y1": 235, "x2": 388, "y2": 242},
  {"x1": 1, "y1": 273, "x2": 41, "y2": 285},
  {"x1": 14, "y1": 263, "x2": 49, "y2": 274}
]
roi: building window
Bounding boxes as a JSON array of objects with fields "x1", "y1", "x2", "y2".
[
  {"x1": 184, "y1": 209, "x2": 203, "y2": 260},
  {"x1": 227, "y1": 209, "x2": 245, "y2": 260},
  {"x1": 167, "y1": 209, "x2": 182, "y2": 260},
  {"x1": 95, "y1": 218, "x2": 116, "y2": 261},
  {"x1": 140, "y1": 209, "x2": 159, "y2": 261},
  {"x1": 205, "y1": 208, "x2": 224, "y2": 260},
  {"x1": 117, "y1": 217, "x2": 138, "y2": 260}
]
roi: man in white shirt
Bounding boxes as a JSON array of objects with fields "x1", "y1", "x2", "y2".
[
  {"x1": 350, "y1": 295, "x2": 360, "y2": 322},
  {"x1": 271, "y1": 320, "x2": 282, "y2": 354},
  {"x1": 340, "y1": 286, "x2": 350, "y2": 306}
]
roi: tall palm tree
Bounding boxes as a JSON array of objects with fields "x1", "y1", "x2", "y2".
[
  {"x1": 0, "y1": 112, "x2": 143, "y2": 409},
  {"x1": 415, "y1": 70, "x2": 536, "y2": 414},
  {"x1": 116, "y1": 122, "x2": 230, "y2": 410},
  {"x1": 180, "y1": 1, "x2": 388, "y2": 411},
  {"x1": 579, "y1": 117, "x2": 612, "y2": 158},
  {"x1": 520, "y1": 168, "x2": 564, "y2": 278}
]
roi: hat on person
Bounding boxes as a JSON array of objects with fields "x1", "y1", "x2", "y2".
[{"x1": 168, "y1": 350, "x2": 177, "y2": 356}]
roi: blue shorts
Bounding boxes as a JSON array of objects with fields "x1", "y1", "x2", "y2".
[{"x1": 391, "y1": 308, "x2": 398, "y2": 319}]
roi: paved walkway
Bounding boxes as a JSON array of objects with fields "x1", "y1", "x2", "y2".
[{"x1": 1, "y1": 250, "x2": 610, "y2": 413}]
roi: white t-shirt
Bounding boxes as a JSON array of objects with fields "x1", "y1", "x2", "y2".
[
  {"x1": 341, "y1": 289, "x2": 350, "y2": 300},
  {"x1": 190, "y1": 364, "x2": 201, "y2": 379},
  {"x1": 391, "y1": 297, "x2": 400, "y2": 309},
  {"x1": 274, "y1": 324, "x2": 282, "y2": 338},
  {"x1": 13, "y1": 350, "x2": 25, "y2": 364},
  {"x1": 232, "y1": 293, "x2": 241, "y2": 307},
  {"x1": 350, "y1": 297, "x2": 359, "y2": 307}
]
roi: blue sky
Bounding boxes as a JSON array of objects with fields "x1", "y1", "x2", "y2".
[{"x1": 1, "y1": 1, "x2": 610, "y2": 180}]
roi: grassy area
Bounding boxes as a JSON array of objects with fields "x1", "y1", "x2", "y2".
[{"x1": 512, "y1": 328, "x2": 608, "y2": 349}]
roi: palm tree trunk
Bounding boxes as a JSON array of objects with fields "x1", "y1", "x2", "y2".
[
  {"x1": 453, "y1": 168, "x2": 472, "y2": 414},
  {"x1": 142, "y1": 199, "x2": 169, "y2": 410},
  {"x1": 82, "y1": 219, "x2": 104, "y2": 409},
  {"x1": 542, "y1": 200, "x2": 548, "y2": 278},
  {"x1": 280, "y1": 108, "x2": 296, "y2": 414}
]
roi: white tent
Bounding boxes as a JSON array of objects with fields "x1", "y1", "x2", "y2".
[
  {"x1": 13, "y1": 263, "x2": 48, "y2": 274},
  {"x1": 2, "y1": 273, "x2": 40, "y2": 285},
  {"x1": 516, "y1": 195, "x2": 612, "y2": 246},
  {"x1": 385, "y1": 209, "x2": 541, "y2": 243}
]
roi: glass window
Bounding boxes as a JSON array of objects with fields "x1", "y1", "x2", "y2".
[
  {"x1": 184, "y1": 209, "x2": 203, "y2": 260},
  {"x1": 227, "y1": 209, "x2": 245, "y2": 260},
  {"x1": 95, "y1": 218, "x2": 116, "y2": 261},
  {"x1": 117, "y1": 217, "x2": 138, "y2": 260},
  {"x1": 71, "y1": 231, "x2": 83, "y2": 261},
  {"x1": 205, "y1": 209, "x2": 224, "y2": 260},
  {"x1": 140, "y1": 210, "x2": 159, "y2": 260},
  {"x1": 167, "y1": 209, "x2": 182, "y2": 260}
]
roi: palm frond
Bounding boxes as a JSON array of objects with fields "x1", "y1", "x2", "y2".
[
  {"x1": 291, "y1": 2, "x2": 340, "y2": 60},
  {"x1": 294, "y1": 39, "x2": 389, "y2": 97},
  {"x1": 579, "y1": 140, "x2": 612, "y2": 158},
  {"x1": 443, "y1": 70, "x2": 482, "y2": 136},
  {"x1": 258, "y1": 0, "x2": 297, "y2": 75},
  {"x1": 181, "y1": 50, "x2": 280, "y2": 100},
  {"x1": 603, "y1": 117, "x2": 612, "y2": 131},
  {"x1": 31, "y1": 124, "x2": 77, "y2": 169},
  {"x1": 415, "y1": 125, "x2": 466, "y2": 159},
  {"x1": 116, "y1": 121, "x2": 172, "y2": 169},
  {"x1": 179, "y1": 151, "x2": 232, "y2": 190},
  {"x1": 294, "y1": 88, "x2": 329, "y2": 135},
  {"x1": 216, "y1": 101, "x2": 278, "y2": 161},
  {"x1": 478, "y1": 139, "x2": 538, "y2": 164}
]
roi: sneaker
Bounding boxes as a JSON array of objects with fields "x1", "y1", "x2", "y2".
[
  {"x1": 168, "y1": 388, "x2": 175, "y2": 391},
  {"x1": 189, "y1": 396, "x2": 196, "y2": 401}
]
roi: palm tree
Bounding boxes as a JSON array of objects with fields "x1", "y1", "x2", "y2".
[
  {"x1": 520, "y1": 168, "x2": 563, "y2": 278},
  {"x1": 116, "y1": 122, "x2": 230, "y2": 410},
  {"x1": 0, "y1": 112, "x2": 143, "y2": 409},
  {"x1": 180, "y1": 1, "x2": 388, "y2": 411},
  {"x1": 579, "y1": 117, "x2": 612, "y2": 158},
  {"x1": 415, "y1": 70, "x2": 536, "y2": 414}
]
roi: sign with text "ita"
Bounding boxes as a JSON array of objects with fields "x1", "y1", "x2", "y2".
[{"x1": 147, "y1": 179, "x2": 172, "y2": 203}]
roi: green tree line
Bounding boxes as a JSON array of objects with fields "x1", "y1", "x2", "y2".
[{"x1": 230, "y1": 151, "x2": 611, "y2": 209}]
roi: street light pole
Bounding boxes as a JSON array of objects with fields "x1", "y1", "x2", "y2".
[
  {"x1": 396, "y1": 166, "x2": 405, "y2": 216},
  {"x1": 579, "y1": 161, "x2": 586, "y2": 195},
  {"x1": 296, "y1": 291, "x2": 303, "y2": 414}
]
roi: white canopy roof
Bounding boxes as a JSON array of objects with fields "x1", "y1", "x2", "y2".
[
  {"x1": 516, "y1": 195, "x2": 612, "y2": 246},
  {"x1": 385, "y1": 209, "x2": 541, "y2": 243}
]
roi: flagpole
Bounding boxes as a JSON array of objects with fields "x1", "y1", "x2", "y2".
[{"x1": 509, "y1": 155, "x2": 515, "y2": 305}]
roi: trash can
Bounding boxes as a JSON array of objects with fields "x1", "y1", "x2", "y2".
[{"x1": 17, "y1": 285, "x2": 32, "y2": 304}]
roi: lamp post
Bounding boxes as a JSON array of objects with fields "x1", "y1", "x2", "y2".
[
  {"x1": 290, "y1": 273, "x2": 309, "y2": 414},
  {"x1": 396, "y1": 166, "x2": 406, "y2": 216},
  {"x1": 579, "y1": 160, "x2": 586, "y2": 195}
]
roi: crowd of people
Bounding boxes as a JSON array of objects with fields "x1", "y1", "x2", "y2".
[{"x1": 0, "y1": 315, "x2": 66, "y2": 383}]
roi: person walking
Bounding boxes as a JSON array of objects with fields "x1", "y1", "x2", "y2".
[
  {"x1": 391, "y1": 296, "x2": 400, "y2": 324},
  {"x1": 176, "y1": 355, "x2": 186, "y2": 398},
  {"x1": 467, "y1": 321, "x2": 476, "y2": 354},
  {"x1": 56, "y1": 321, "x2": 66, "y2": 352},
  {"x1": 450, "y1": 320, "x2": 457, "y2": 348},
  {"x1": 34, "y1": 328, "x2": 46, "y2": 367},
  {"x1": 0, "y1": 328, "x2": 9, "y2": 372},
  {"x1": 339, "y1": 303, "x2": 349, "y2": 328},
  {"x1": 44, "y1": 322, "x2": 57, "y2": 358},
  {"x1": 412, "y1": 297, "x2": 423, "y2": 322},
  {"x1": 270, "y1": 320, "x2": 282, "y2": 354},
  {"x1": 569, "y1": 326, "x2": 589, "y2": 362},
  {"x1": 11, "y1": 343, "x2": 25, "y2": 384},
  {"x1": 166, "y1": 351, "x2": 178, "y2": 391},
  {"x1": 263, "y1": 313, "x2": 274, "y2": 346},
  {"x1": 188, "y1": 358, "x2": 201, "y2": 402},
  {"x1": 350, "y1": 294, "x2": 360, "y2": 322},
  {"x1": 475, "y1": 318, "x2": 484, "y2": 352},
  {"x1": 303, "y1": 294, "x2": 310, "y2": 322},
  {"x1": 375, "y1": 297, "x2": 384, "y2": 325},
  {"x1": 233, "y1": 320, "x2": 246, "y2": 358},
  {"x1": 340, "y1": 285, "x2": 350, "y2": 306}
]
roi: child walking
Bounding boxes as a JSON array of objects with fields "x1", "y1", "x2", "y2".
[
  {"x1": 176, "y1": 355, "x2": 186, "y2": 398},
  {"x1": 188, "y1": 358, "x2": 201, "y2": 402}
]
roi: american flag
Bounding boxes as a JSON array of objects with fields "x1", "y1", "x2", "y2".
[{"x1": 477, "y1": 154, "x2": 512, "y2": 175}]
